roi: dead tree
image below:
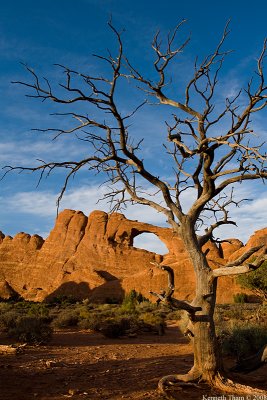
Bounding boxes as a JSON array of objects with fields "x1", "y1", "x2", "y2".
[
  {"x1": 150, "y1": 260, "x2": 267, "y2": 396},
  {"x1": 3, "y1": 20, "x2": 267, "y2": 395}
]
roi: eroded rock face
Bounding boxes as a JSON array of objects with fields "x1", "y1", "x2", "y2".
[
  {"x1": 0, "y1": 209, "x2": 266, "y2": 303},
  {"x1": 0, "y1": 279, "x2": 19, "y2": 300}
]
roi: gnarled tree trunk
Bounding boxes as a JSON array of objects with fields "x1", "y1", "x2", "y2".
[
  {"x1": 158, "y1": 223, "x2": 267, "y2": 397},
  {"x1": 180, "y1": 222, "x2": 222, "y2": 381}
]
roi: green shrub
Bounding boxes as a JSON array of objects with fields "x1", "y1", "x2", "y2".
[
  {"x1": 138, "y1": 312, "x2": 165, "y2": 334},
  {"x1": 136, "y1": 292, "x2": 149, "y2": 303},
  {"x1": 136, "y1": 301, "x2": 156, "y2": 313},
  {"x1": 121, "y1": 290, "x2": 138, "y2": 312},
  {"x1": 139, "y1": 312, "x2": 164, "y2": 326},
  {"x1": 0, "y1": 310, "x2": 20, "y2": 331},
  {"x1": 220, "y1": 304, "x2": 246, "y2": 320},
  {"x1": 6, "y1": 300, "x2": 51, "y2": 320},
  {"x1": 121, "y1": 290, "x2": 149, "y2": 313},
  {"x1": 78, "y1": 312, "x2": 104, "y2": 331},
  {"x1": 165, "y1": 309, "x2": 182, "y2": 321},
  {"x1": 237, "y1": 260, "x2": 267, "y2": 302},
  {"x1": 8, "y1": 316, "x2": 53, "y2": 344},
  {"x1": 221, "y1": 325, "x2": 267, "y2": 358},
  {"x1": 99, "y1": 318, "x2": 125, "y2": 338},
  {"x1": 75, "y1": 304, "x2": 90, "y2": 320},
  {"x1": 51, "y1": 309, "x2": 79, "y2": 328},
  {"x1": 0, "y1": 302, "x2": 12, "y2": 313},
  {"x1": 48, "y1": 295, "x2": 78, "y2": 306},
  {"x1": 233, "y1": 293, "x2": 248, "y2": 304},
  {"x1": 96, "y1": 303, "x2": 118, "y2": 313},
  {"x1": 78, "y1": 318, "x2": 94, "y2": 330},
  {"x1": 79, "y1": 312, "x2": 140, "y2": 337},
  {"x1": 98, "y1": 316, "x2": 139, "y2": 338},
  {"x1": 27, "y1": 303, "x2": 50, "y2": 318}
]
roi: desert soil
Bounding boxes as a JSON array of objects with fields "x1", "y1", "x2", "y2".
[{"x1": 0, "y1": 322, "x2": 266, "y2": 400}]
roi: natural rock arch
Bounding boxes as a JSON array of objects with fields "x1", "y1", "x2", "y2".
[{"x1": 133, "y1": 232, "x2": 169, "y2": 255}]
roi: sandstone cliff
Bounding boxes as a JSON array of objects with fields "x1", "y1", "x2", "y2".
[{"x1": 0, "y1": 209, "x2": 266, "y2": 303}]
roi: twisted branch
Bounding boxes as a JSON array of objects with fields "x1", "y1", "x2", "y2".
[{"x1": 150, "y1": 262, "x2": 202, "y2": 317}]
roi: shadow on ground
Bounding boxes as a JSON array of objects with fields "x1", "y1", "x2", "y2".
[{"x1": 0, "y1": 326, "x2": 266, "y2": 400}]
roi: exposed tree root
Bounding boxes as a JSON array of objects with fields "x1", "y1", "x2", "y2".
[
  {"x1": 212, "y1": 373, "x2": 267, "y2": 395},
  {"x1": 158, "y1": 368, "x2": 201, "y2": 399},
  {"x1": 158, "y1": 369, "x2": 267, "y2": 399}
]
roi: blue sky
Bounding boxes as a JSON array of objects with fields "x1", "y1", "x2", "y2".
[{"x1": 1, "y1": 0, "x2": 267, "y2": 252}]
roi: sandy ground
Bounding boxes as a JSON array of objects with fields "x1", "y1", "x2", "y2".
[{"x1": 0, "y1": 323, "x2": 266, "y2": 400}]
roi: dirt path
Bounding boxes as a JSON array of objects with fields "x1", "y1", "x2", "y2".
[{"x1": 0, "y1": 324, "x2": 266, "y2": 400}]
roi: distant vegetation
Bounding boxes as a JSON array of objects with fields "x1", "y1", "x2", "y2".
[
  {"x1": 0, "y1": 293, "x2": 266, "y2": 359},
  {"x1": 236, "y1": 261, "x2": 267, "y2": 302},
  {"x1": 0, "y1": 290, "x2": 167, "y2": 342},
  {"x1": 215, "y1": 303, "x2": 267, "y2": 358},
  {"x1": 233, "y1": 292, "x2": 248, "y2": 304}
]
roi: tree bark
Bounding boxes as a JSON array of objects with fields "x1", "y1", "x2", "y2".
[{"x1": 179, "y1": 219, "x2": 222, "y2": 381}]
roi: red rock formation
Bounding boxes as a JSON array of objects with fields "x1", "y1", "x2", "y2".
[
  {"x1": 0, "y1": 209, "x2": 266, "y2": 303},
  {"x1": 0, "y1": 280, "x2": 19, "y2": 300}
]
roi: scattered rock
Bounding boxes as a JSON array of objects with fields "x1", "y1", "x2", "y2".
[
  {"x1": 68, "y1": 388, "x2": 81, "y2": 396},
  {"x1": 127, "y1": 333, "x2": 137, "y2": 338},
  {"x1": 0, "y1": 344, "x2": 26, "y2": 355},
  {"x1": 45, "y1": 360, "x2": 66, "y2": 368}
]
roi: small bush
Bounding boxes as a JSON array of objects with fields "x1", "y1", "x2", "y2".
[
  {"x1": 138, "y1": 312, "x2": 165, "y2": 334},
  {"x1": 121, "y1": 290, "x2": 149, "y2": 313},
  {"x1": 233, "y1": 293, "x2": 248, "y2": 304},
  {"x1": 51, "y1": 310, "x2": 79, "y2": 328},
  {"x1": 98, "y1": 316, "x2": 139, "y2": 338},
  {"x1": 221, "y1": 304, "x2": 246, "y2": 320},
  {"x1": 121, "y1": 290, "x2": 138, "y2": 313},
  {"x1": 26, "y1": 303, "x2": 50, "y2": 318},
  {"x1": 75, "y1": 304, "x2": 91, "y2": 320},
  {"x1": 0, "y1": 301, "x2": 52, "y2": 332},
  {"x1": 136, "y1": 301, "x2": 156, "y2": 313},
  {"x1": 139, "y1": 312, "x2": 164, "y2": 326},
  {"x1": 221, "y1": 325, "x2": 267, "y2": 358},
  {"x1": 165, "y1": 309, "x2": 182, "y2": 321},
  {"x1": 8, "y1": 316, "x2": 53, "y2": 344},
  {"x1": 0, "y1": 310, "x2": 20, "y2": 331},
  {"x1": 78, "y1": 312, "x2": 104, "y2": 331},
  {"x1": 136, "y1": 292, "x2": 149, "y2": 303},
  {"x1": 237, "y1": 261, "x2": 267, "y2": 302},
  {"x1": 0, "y1": 302, "x2": 12, "y2": 313},
  {"x1": 48, "y1": 295, "x2": 78, "y2": 306},
  {"x1": 99, "y1": 318, "x2": 126, "y2": 338}
]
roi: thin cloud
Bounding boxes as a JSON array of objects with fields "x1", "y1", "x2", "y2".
[
  {"x1": 2, "y1": 191, "x2": 57, "y2": 217},
  {"x1": 1, "y1": 181, "x2": 266, "y2": 245},
  {"x1": 0, "y1": 138, "x2": 88, "y2": 167}
]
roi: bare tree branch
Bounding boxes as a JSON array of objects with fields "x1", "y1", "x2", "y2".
[
  {"x1": 150, "y1": 262, "x2": 202, "y2": 316},
  {"x1": 212, "y1": 246, "x2": 267, "y2": 277},
  {"x1": 4, "y1": 20, "x2": 267, "y2": 394}
]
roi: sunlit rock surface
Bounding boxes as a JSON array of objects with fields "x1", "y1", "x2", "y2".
[{"x1": 0, "y1": 210, "x2": 266, "y2": 303}]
